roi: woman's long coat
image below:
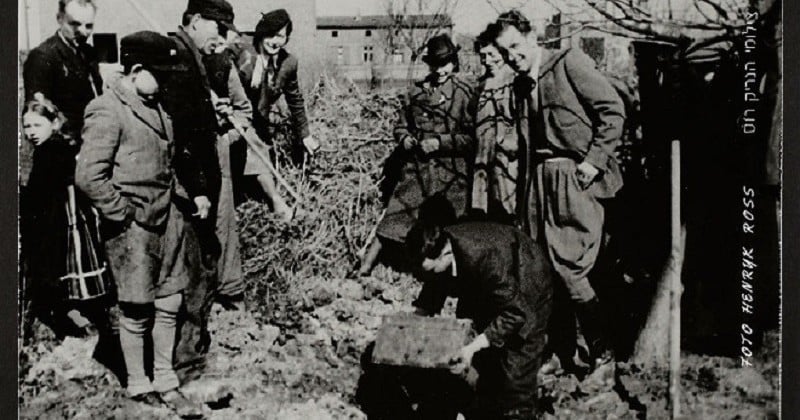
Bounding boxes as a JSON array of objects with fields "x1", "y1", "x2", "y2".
[
  {"x1": 377, "y1": 74, "x2": 476, "y2": 243},
  {"x1": 471, "y1": 66, "x2": 520, "y2": 224}
]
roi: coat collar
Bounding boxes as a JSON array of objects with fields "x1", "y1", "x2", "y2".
[
  {"x1": 57, "y1": 30, "x2": 78, "y2": 51},
  {"x1": 176, "y1": 28, "x2": 204, "y2": 67},
  {"x1": 480, "y1": 65, "x2": 516, "y2": 90},
  {"x1": 51, "y1": 31, "x2": 83, "y2": 67},
  {"x1": 252, "y1": 48, "x2": 288, "y2": 70},
  {"x1": 538, "y1": 48, "x2": 569, "y2": 77},
  {"x1": 108, "y1": 76, "x2": 172, "y2": 142}
]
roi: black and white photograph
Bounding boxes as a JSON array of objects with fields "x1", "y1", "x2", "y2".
[{"x1": 16, "y1": 0, "x2": 782, "y2": 418}]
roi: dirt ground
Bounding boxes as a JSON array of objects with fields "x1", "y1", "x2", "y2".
[
  {"x1": 17, "y1": 256, "x2": 780, "y2": 419},
  {"x1": 18, "y1": 84, "x2": 780, "y2": 419}
]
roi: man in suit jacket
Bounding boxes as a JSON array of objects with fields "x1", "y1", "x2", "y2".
[
  {"x1": 22, "y1": 0, "x2": 103, "y2": 184},
  {"x1": 494, "y1": 10, "x2": 625, "y2": 373},
  {"x1": 407, "y1": 199, "x2": 553, "y2": 419}
]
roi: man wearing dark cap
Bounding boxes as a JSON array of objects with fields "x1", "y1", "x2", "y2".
[
  {"x1": 158, "y1": 0, "x2": 254, "y2": 379},
  {"x1": 76, "y1": 31, "x2": 203, "y2": 417}
]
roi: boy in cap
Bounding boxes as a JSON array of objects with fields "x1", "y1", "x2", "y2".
[{"x1": 75, "y1": 31, "x2": 204, "y2": 417}]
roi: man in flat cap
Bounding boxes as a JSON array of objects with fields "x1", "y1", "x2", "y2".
[
  {"x1": 158, "y1": 0, "x2": 246, "y2": 380},
  {"x1": 76, "y1": 31, "x2": 204, "y2": 417}
]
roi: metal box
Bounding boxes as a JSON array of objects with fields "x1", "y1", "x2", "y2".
[{"x1": 372, "y1": 314, "x2": 475, "y2": 369}]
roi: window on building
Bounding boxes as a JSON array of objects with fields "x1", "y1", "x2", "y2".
[
  {"x1": 363, "y1": 45, "x2": 374, "y2": 63},
  {"x1": 544, "y1": 14, "x2": 562, "y2": 50},
  {"x1": 365, "y1": 30, "x2": 372, "y2": 37},
  {"x1": 93, "y1": 33, "x2": 118, "y2": 63},
  {"x1": 337, "y1": 46, "x2": 345, "y2": 65},
  {"x1": 332, "y1": 30, "x2": 338, "y2": 38},
  {"x1": 579, "y1": 37, "x2": 605, "y2": 65},
  {"x1": 392, "y1": 49, "x2": 403, "y2": 64}
]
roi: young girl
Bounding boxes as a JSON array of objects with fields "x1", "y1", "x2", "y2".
[{"x1": 20, "y1": 94, "x2": 107, "y2": 338}]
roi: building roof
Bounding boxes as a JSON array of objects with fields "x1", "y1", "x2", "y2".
[{"x1": 317, "y1": 14, "x2": 453, "y2": 29}]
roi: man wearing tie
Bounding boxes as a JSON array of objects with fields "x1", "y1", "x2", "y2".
[
  {"x1": 493, "y1": 10, "x2": 626, "y2": 375},
  {"x1": 23, "y1": 0, "x2": 103, "y2": 145}
]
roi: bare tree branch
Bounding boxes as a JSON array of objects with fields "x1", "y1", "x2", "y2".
[{"x1": 483, "y1": 0, "x2": 503, "y2": 13}]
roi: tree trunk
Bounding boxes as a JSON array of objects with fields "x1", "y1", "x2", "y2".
[
  {"x1": 632, "y1": 140, "x2": 685, "y2": 371},
  {"x1": 631, "y1": 227, "x2": 685, "y2": 368}
]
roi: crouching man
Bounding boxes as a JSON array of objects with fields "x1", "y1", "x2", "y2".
[
  {"x1": 406, "y1": 196, "x2": 554, "y2": 419},
  {"x1": 75, "y1": 31, "x2": 205, "y2": 417}
]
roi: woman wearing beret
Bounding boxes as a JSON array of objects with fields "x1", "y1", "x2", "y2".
[
  {"x1": 357, "y1": 34, "x2": 476, "y2": 276},
  {"x1": 237, "y1": 9, "x2": 317, "y2": 221}
]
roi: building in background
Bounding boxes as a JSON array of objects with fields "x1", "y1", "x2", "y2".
[{"x1": 316, "y1": 14, "x2": 453, "y2": 84}]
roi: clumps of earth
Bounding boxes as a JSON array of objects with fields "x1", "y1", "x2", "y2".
[{"x1": 18, "y1": 262, "x2": 779, "y2": 419}]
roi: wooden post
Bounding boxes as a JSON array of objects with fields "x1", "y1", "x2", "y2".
[{"x1": 669, "y1": 139, "x2": 682, "y2": 418}]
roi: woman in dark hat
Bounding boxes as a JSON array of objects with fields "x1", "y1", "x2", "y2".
[
  {"x1": 236, "y1": 8, "x2": 316, "y2": 221},
  {"x1": 357, "y1": 33, "x2": 476, "y2": 276}
]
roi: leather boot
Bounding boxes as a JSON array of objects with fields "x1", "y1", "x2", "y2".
[{"x1": 575, "y1": 297, "x2": 614, "y2": 368}]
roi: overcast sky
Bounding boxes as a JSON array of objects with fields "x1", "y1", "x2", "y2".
[{"x1": 316, "y1": 0, "x2": 558, "y2": 35}]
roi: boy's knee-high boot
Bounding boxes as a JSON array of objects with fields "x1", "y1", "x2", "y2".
[
  {"x1": 152, "y1": 293, "x2": 182, "y2": 392},
  {"x1": 119, "y1": 303, "x2": 154, "y2": 396}
]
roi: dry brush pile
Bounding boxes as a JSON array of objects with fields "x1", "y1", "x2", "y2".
[{"x1": 237, "y1": 74, "x2": 409, "y2": 332}]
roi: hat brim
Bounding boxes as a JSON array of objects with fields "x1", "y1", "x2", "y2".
[
  {"x1": 422, "y1": 52, "x2": 458, "y2": 67},
  {"x1": 219, "y1": 20, "x2": 239, "y2": 34},
  {"x1": 148, "y1": 63, "x2": 189, "y2": 73}
]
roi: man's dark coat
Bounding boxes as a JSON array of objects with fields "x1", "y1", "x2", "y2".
[
  {"x1": 415, "y1": 222, "x2": 553, "y2": 346},
  {"x1": 160, "y1": 28, "x2": 222, "y2": 204},
  {"x1": 23, "y1": 33, "x2": 103, "y2": 141},
  {"x1": 413, "y1": 222, "x2": 554, "y2": 417}
]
